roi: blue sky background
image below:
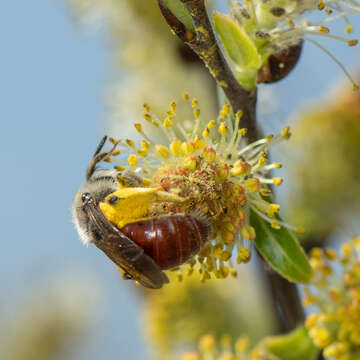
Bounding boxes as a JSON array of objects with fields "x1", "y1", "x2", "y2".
[{"x1": 0, "y1": 1, "x2": 359, "y2": 359}]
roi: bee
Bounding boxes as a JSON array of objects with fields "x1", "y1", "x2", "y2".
[
  {"x1": 72, "y1": 137, "x2": 211, "y2": 289},
  {"x1": 72, "y1": 136, "x2": 169, "y2": 289}
]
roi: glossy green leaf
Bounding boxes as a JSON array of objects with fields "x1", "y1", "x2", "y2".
[
  {"x1": 161, "y1": 0, "x2": 194, "y2": 31},
  {"x1": 213, "y1": 12, "x2": 261, "y2": 69},
  {"x1": 251, "y1": 210, "x2": 313, "y2": 283},
  {"x1": 251, "y1": 327, "x2": 319, "y2": 360}
]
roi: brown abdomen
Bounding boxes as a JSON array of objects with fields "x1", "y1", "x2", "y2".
[{"x1": 121, "y1": 215, "x2": 210, "y2": 270}]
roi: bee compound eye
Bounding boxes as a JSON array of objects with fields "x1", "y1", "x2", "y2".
[
  {"x1": 108, "y1": 196, "x2": 121, "y2": 205},
  {"x1": 81, "y1": 192, "x2": 91, "y2": 204}
]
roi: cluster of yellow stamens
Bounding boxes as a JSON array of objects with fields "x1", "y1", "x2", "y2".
[
  {"x1": 304, "y1": 237, "x2": 360, "y2": 359},
  {"x1": 102, "y1": 95, "x2": 300, "y2": 281},
  {"x1": 181, "y1": 334, "x2": 250, "y2": 360}
]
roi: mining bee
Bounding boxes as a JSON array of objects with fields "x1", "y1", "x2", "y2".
[{"x1": 72, "y1": 137, "x2": 210, "y2": 289}]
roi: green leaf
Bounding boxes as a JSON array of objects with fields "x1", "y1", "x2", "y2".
[
  {"x1": 213, "y1": 12, "x2": 261, "y2": 69},
  {"x1": 250, "y1": 210, "x2": 313, "y2": 283},
  {"x1": 161, "y1": 0, "x2": 194, "y2": 32},
  {"x1": 251, "y1": 327, "x2": 319, "y2": 360}
]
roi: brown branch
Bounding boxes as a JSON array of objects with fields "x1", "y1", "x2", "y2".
[
  {"x1": 158, "y1": 0, "x2": 257, "y2": 142},
  {"x1": 258, "y1": 255, "x2": 305, "y2": 332}
]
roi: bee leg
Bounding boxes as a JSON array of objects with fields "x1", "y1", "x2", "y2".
[
  {"x1": 86, "y1": 137, "x2": 120, "y2": 180},
  {"x1": 116, "y1": 171, "x2": 143, "y2": 188}
]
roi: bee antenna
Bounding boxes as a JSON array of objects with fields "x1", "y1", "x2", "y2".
[
  {"x1": 93, "y1": 136, "x2": 108, "y2": 157},
  {"x1": 86, "y1": 136, "x2": 119, "y2": 180}
]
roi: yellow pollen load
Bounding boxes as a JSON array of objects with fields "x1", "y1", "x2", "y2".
[
  {"x1": 170, "y1": 139, "x2": 181, "y2": 157},
  {"x1": 99, "y1": 187, "x2": 159, "y2": 229},
  {"x1": 155, "y1": 144, "x2": 170, "y2": 159},
  {"x1": 100, "y1": 187, "x2": 185, "y2": 229},
  {"x1": 128, "y1": 154, "x2": 138, "y2": 166}
]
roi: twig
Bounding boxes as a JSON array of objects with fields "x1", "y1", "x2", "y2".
[
  {"x1": 259, "y1": 255, "x2": 305, "y2": 332},
  {"x1": 158, "y1": 0, "x2": 257, "y2": 142}
]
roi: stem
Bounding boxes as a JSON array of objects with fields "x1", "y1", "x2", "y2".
[{"x1": 158, "y1": 0, "x2": 257, "y2": 142}]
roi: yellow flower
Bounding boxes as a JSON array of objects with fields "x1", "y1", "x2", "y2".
[
  {"x1": 179, "y1": 333, "x2": 251, "y2": 360},
  {"x1": 305, "y1": 238, "x2": 360, "y2": 359},
  {"x1": 99, "y1": 98, "x2": 295, "y2": 281}
]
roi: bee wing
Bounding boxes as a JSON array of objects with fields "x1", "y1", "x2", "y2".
[{"x1": 83, "y1": 196, "x2": 169, "y2": 289}]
